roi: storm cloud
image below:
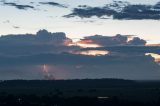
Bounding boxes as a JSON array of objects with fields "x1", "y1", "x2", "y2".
[
  {"x1": 0, "y1": 29, "x2": 72, "y2": 46},
  {"x1": 0, "y1": 53, "x2": 159, "y2": 80},
  {"x1": 0, "y1": 29, "x2": 76, "y2": 56},
  {"x1": 0, "y1": 29, "x2": 160, "y2": 80},
  {"x1": 0, "y1": 29, "x2": 157, "y2": 56}
]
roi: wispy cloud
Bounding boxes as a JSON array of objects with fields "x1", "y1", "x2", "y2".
[
  {"x1": 2, "y1": 20, "x2": 10, "y2": 24},
  {"x1": 2, "y1": 2, "x2": 34, "y2": 10},
  {"x1": 39, "y1": 2, "x2": 67, "y2": 8},
  {"x1": 12, "y1": 25, "x2": 20, "y2": 29}
]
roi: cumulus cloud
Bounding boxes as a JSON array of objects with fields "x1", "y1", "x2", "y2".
[
  {"x1": 0, "y1": 29, "x2": 78, "y2": 56},
  {"x1": 0, "y1": 29, "x2": 157, "y2": 57},
  {"x1": 0, "y1": 30, "x2": 157, "y2": 57},
  {"x1": 128, "y1": 37, "x2": 146, "y2": 45},
  {"x1": 39, "y1": 2, "x2": 67, "y2": 8},
  {"x1": 64, "y1": 1, "x2": 160, "y2": 20},
  {"x1": 78, "y1": 34, "x2": 146, "y2": 46},
  {"x1": 1, "y1": 29, "x2": 72, "y2": 45}
]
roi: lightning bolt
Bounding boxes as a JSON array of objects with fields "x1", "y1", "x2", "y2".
[{"x1": 43, "y1": 64, "x2": 55, "y2": 80}]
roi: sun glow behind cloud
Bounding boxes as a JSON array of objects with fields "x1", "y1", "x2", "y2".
[
  {"x1": 78, "y1": 50, "x2": 109, "y2": 56},
  {"x1": 145, "y1": 53, "x2": 160, "y2": 63},
  {"x1": 76, "y1": 43, "x2": 101, "y2": 48},
  {"x1": 68, "y1": 39, "x2": 102, "y2": 48}
]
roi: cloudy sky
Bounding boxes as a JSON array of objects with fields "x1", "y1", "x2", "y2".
[
  {"x1": 0, "y1": 0, "x2": 160, "y2": 80},
  {"x1": 0, "y1": 0, "x2": 160, "y2": 44},
  {"x1": 0, "y1": 29, "x2": 159, "y2": 80}
]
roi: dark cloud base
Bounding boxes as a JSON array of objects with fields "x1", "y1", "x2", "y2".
[
  {"x1": 81, "y1": 46, "x2": 160, "y2": 55},
  {"x1": 0, "y1": 53, "x2": 155, "y2": 66},
  {"x1": 0, "y1": 53, "x2": 159, "y2": 80}
]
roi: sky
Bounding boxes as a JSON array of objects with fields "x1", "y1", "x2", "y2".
[
  {"x1": 0, "y1": 0, "x2": 160, "y2": 80},
  {"x1": 0, "y1": 0, "x2": 160, "y2": 44}
]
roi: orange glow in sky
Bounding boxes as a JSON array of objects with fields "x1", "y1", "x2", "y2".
[
  {"x1": 145, "y1": 53, "x2": 160, "y2": 62},
  {"x1": 75, "y1": 39, "x2": 101, "y2": 48},
  {"x1": 78, "y1": 50, "x2": 109, "y2": 56},
  {"x1": 76, "y1": 43, "x2": 101, "y2": 48}
]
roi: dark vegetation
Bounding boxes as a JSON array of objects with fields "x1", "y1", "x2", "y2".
[{"x1": 1, "y1": 79, "x2": 160, "y2": 106}]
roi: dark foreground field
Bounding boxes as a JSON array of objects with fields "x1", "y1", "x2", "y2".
[{"x1": 0, "y1": 79, "x2": 160, "y2": 106}]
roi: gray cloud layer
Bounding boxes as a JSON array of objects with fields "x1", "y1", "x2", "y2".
[
  {"x1": 65, "y1": 1, "x2": 160, "y2": 20},
  {"x1": 0, "y1": 53, "x2": 159, "y2": 80},
  {"x1": 81, "y1": 46, "x2": 160, "y2": 55}
]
